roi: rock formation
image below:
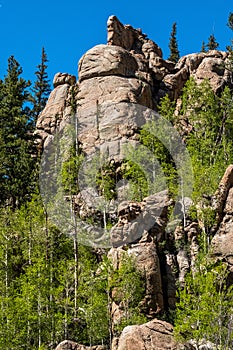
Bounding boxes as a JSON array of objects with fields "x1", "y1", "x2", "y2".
[
  {"x1": 55, "y1": 341, "x2": 106, "y2": 350},
  {"x1": 111, "y1": 319, "x2": 184, "y2": 350},
  {"x1": 33, "y1": 15, "x2": 233, "y2": 350},
  {"x1": 211, "y1": 165, "x2": 233, "y2": 277},
  {"x1": 35, "y1": 16, "x2": 232, "y2": 152}
]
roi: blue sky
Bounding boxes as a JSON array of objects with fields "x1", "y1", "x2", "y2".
[{"x1": 0, "y1": 0, "x2": 232, "y2": 85}]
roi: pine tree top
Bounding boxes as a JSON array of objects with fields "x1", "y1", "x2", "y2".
[
  {"x1": 168, "y1": 22, "x2": 180, "y2": 63},
  {"x1": 206, "y1": 34, "x2": 219, "y2": 51}
]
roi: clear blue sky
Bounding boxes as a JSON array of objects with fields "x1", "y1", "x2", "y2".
[{"x1": 0, "y1": 0, "x2": 232, "y2": 85}]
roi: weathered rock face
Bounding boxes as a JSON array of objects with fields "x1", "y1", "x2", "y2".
[
  {"x1": 165, "y1": 50, "x2": 231, "y2": 98},
  {"x1": 211, "y1": 165, "x2": 233, "y2": 273},
  {"x1": 107, "y1": 190, "x2": 175, "y2": 325},
  {"x1": 111, "y1": 319, "x2": 187, "y2": 350},
  {"x1": 37, "y1": 15, "x2": 233, "y2": 350},
  {"x1": 55, "y1": 340, "x2": 106, "y2": 350},
  {"x1": 34, "y1": 72, "x2": 76, "y2": 150},
  {"x1": 35, "y1": 16, "x2": 232, "y2": 152},
  {"x1": 110, "y1": 190, "x2": 171, "y2": 247},
  {"x1": 111, "y1": 319, "x2": 218, "y2": 350}
]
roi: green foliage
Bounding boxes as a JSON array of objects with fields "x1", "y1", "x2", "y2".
[
  {"x1": 168, "y1": 22, "x2": 180, "y2": 63},
  {"x1": 110, "y1": 253, "x2": 147, "y2": 334},
  {"x1": 139, "y1": 121, "x2": 178, "y2": 197},
  {"x1": 176, "y1": 78, "x2": 233, "y2": 202},
  {"x1": 96, "y1": 161, "x2": 118, "y2": 201},
  {"x1": 122, "y1": 157, "x2": 149, "y2": 201},
  {"x1": 0, "y1": 197, "x2": 113, "y2": 348},
  {"x1": 158, "y1": 93, "x2": 176, "y2": 123},
  {"x1": 174, "y1": 258, "x2": 233, "y2": 348},
  {"x1": 61, "y1": 145, "x2": 84, "y2": 195}
]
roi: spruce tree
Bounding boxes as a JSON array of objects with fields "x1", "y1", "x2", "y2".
[
  {"x1": 168, "y1": 22, "x2": 180, "y2": 63},
  {"x1": 226, "y1": 13, "x2": 233, "y2": 76},
  {"x1": 206, "y1": 34, "x2": 219, "y2": 50},
  {"x1": 0, "y1": 56, "x2": 34, "y2": 208},
  {"x1": 31, "y1": 47, "x2": 51, "y2": 124}
]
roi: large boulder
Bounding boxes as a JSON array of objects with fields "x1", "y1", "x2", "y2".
[
  {"x1": 55, "y1": 340, "x2": 106, "y2": 350},
  {"x1": 111, "y1": 319, "x2": 186, "y2": 350},
  {"x1": 78, "y1": 45, "x2": 138, "y2": 82}
]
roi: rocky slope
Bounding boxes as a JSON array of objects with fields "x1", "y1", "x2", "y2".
[{"x1": 35, "y1": 16, "x2": 233, "y2": 350}]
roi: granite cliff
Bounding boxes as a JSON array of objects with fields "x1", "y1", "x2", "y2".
[{"x1": 35, "y1": 16, "x2": 233, "y2": 350}]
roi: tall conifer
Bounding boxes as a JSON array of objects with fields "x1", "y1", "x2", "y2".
[
  {"x1": 0, "y1": 56, "x2": 34, "y2": 207},
  {"x1": 168, "y1": 22, "x2": 180, "y2": 63},
  {"x1": 31, "y1": 47, "x2": 51, "y2": 124}
]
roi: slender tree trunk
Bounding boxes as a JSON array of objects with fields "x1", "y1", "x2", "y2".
[
  {"x1": 37, "y1": 274, "x2": 42, "y2": 349},
  {"x1": 64, "y1": 279, "x2": 69, "y2": 340},
  {"x1": 73, "y1": 101, "x2": 79, "y2": 320},
  {"x1": 4, "y1": 236, "x2": 9, "y2": 329},
  {"x1": 107, "y1": 278, "x2": 113, "y2": 345},
  {"x1": 49, "y1": 219, "x2": 54, "y2": 347},
  {"x1": 73, "y1": 214, "x2": 78, "y2": 319}
]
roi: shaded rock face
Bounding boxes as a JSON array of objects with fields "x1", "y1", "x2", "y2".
[{"x1": 107, "y1": 190, "x2": 176, "y2": 325}]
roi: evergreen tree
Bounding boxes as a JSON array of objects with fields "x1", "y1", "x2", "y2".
[
  {"x1": 206, "y1": 34, "x2": 219, "y2": 50},
  {"x1": 31, "y1": 47, "x2": 51, "y2": 124},
  {"x1": 168, "y1": 22, "x2": 180, "y2": 63},
  {"x1": 201, "y1": 41, "x2": 206, "y2": 53},
  {"x1": 0, "y1": 56, "x2": 35, "y2": 208},
  {"x1": 227, "y1": 12, "x2": 233, "y2": 31},
  {"x1": 226, "y1": 13, "x2": 233, "y2": 77}
]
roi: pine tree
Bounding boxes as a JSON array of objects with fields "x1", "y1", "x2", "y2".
[
  {"x1": 30, "y1": 47, "x2": 51, "y2": 125},
  {"x1": 226, "y1": 13, "x2": 233, "y2": 77},
  {"x1": 227, "y1": 12, "x2": 233, "y2": 31},
  {"x1": 201, "y1": 41, "x2": 206, "y2": 53},
  {"x1": 206, "y1": 34, "x2": 219, "y2": 51},
  {"x1": 0, "y1": 56, "x2": 35, "y2": 208},
  {"x1": 168, "y1": 22, "x2": 180, "y2": 63}
]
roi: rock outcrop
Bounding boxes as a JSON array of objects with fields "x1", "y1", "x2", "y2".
[
  {"x1": 35, "y1": 16, "x2": 232, "y2": 151},
  {"x1": 36, "y1": 15, "x2": 233, "y2": 350},
  {"x1": 34, "y1": 72, "x2": 76, "y2": 150},
  {"x1": 108, "y1": 190, "x2": 174, "y2": 325},
  {"x1": 211, "y1": 165, "x2": 233, "y2": 274},
  {"x1": 55, "y1": 341, "x2": 106, "y2": 350},
  {"x1": 111, "y1": 319, "x2": 187, "y2": 350}
]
